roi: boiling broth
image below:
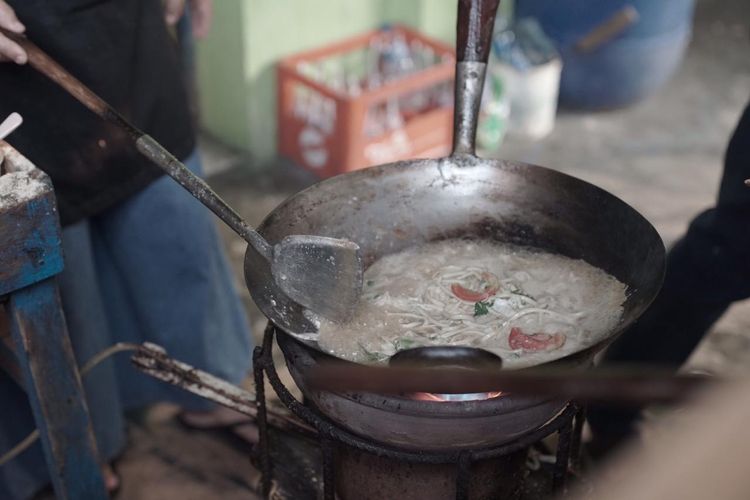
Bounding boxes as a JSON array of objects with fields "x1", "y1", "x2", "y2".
[{"x1": 315, "y1": 239, "x2": 627, "y2": 369}]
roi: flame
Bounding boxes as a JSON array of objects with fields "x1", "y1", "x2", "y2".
[{"x1": 411, "y1": 391, "x2": 504, "y2": 402}]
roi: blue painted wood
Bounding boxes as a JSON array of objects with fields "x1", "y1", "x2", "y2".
[
  {"x1": 8, "y1": 279, "x2": 109, "y2": 500},
  {"x1": 0, "y1": 332, "x2": 23, "y2": 386},
  {"x1": 2, "y1": 144, "x2": 107, "y2": 499},
  {"x1": 0, "y1": 152, "x2": 64, "y2": 296}
]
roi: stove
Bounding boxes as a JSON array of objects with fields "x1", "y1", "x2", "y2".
[
  {"x1": 252, "y1": 325, "x2": 586, "y2": 500},
  {"x1": 131, "y1": 324, "x2": 587, "y2": 499}
]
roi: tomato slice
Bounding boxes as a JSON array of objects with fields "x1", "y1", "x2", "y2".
[
  {"x1": 508, "y1": 327, "x2": 566, "y2": 352},
  {"x1": 451, "y1": 283, "x2": 495, "y2": 302},
  {"x1": 450, "y1": 272, "x2": 500, "y2": 302}
]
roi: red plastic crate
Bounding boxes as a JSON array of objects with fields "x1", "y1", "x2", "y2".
[{"x1": 277, "y1": 25, "x2": 456, "y2": 177}]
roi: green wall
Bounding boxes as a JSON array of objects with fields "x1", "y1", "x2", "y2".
[
  {"x1": 195, "y1": 0, "x2": 249, "y2": 149},
  {"x1": 196, "y1": 0, "x2": 458, "y2": 165}
]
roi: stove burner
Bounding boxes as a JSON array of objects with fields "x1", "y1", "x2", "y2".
[
  {"x1": 410, "y1": 391, "x2": 504, "y2": 402},
  {"x1": 253, "y1": 325, "x2": 585, "y2": 500}
]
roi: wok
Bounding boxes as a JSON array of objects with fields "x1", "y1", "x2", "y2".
[
  {"x1": 247, "y1": 0, "x2": 665, "y2": 449},
  {"x1": 247, "y1": 0, "x2": 666, "y2": 369}
]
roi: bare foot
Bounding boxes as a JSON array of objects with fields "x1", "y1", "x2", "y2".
[
  {"x1": 179, "y1": 406, "x2": 259, "y2": 446},
  {"x1": 179, "y1": 406, "x2": 251, "y2": 428}
]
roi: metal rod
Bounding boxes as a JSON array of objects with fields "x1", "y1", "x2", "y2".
[
  {"x1": 451, "y1": 0, "x2": 501, "y2": 156},
  {"x1": 451, "y1": 62, "x2": 486, "y2": 156},
  {"x1": 455, "y1": 452, "x2": 472, "y2": 500},
  {"x1": 133, "y1": 343, "x2": 256, "y2": 413},
  {"x1": 553, "y1": 418, "x2": 574, "y2": 493},
  {"x1": 253, "y1": 345, "x2": 273, "y2": 499},
  {"x1": 570, "y1": 406, "x2": 587, "y2": 473},
  {"x1": 307, "y1": 363, "x2": 712, "y2": 406},
  {"x1": 322, "y1": 438, "x2": 336, "y2": 500},
  {"x1": 134, "y1": 136, "x2": 271, "y2": 258},
  {"x1": 131, "y1": 342, "x2": 314, "y2": 435}
]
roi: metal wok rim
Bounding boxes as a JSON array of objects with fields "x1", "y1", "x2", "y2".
[
  {"x1": 276, "y1": 326, "x2": 573, "y2": 417},
  {"x1": 257, "y1": 155, "x2": 666, "y2": 376}
]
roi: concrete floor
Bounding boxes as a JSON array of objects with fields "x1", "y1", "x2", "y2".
[{"x1": 111, "y1": 0, "x2": 750, "y2": 498}]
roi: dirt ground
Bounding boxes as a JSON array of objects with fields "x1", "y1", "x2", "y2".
[{"x1": 102, "y1": 0, "x2": 750, "y2": 498}]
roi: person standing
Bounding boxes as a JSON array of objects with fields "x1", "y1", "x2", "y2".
[
  {"x1": 0, "y1": 1, "x2": 252, "y2": 497},
  {"x1": 588, "y1": 100, "x2": 750, "y2": 457}
]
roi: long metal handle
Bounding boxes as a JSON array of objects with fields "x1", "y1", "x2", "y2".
[
  {"x1": 135, "y1": 136, "x2": 271, "y2": 259},
  {"x1": 451, "y1": 0, "x2": 501, "y2": 156},
  {"x1": 2, "y1": 28, "x2": 272, "y2": 260},
  {"x1": 132, "y1": 343, "x2": 314, "y2": 435},
  {"x1": 307, "y1": 363, "x2": 712, "y2": 406}
]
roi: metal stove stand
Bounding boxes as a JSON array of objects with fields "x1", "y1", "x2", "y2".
[{"x1": 253, "y1": 325, "x2": 585, "y2": 500}]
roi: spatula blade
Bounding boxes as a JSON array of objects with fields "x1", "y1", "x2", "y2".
[{"x1": 271, "y1": 235, "x2": 363, "y2": 323}]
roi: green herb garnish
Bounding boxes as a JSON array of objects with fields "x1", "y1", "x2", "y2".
[{"x1": 473, "y1": 300, "x2": 494, "y2": 316}]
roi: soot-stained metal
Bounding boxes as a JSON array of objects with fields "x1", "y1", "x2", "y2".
[{"x1": 130, "y1": 342, "x2": 314, "y2": 436}]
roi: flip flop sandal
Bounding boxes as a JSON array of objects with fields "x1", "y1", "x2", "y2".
[
  {"x1": 176, "y1": 412, "x2": 260, "y2": 450},
  {"x1": 177, "y1": 410, "x2": 255, "y2": 430}
]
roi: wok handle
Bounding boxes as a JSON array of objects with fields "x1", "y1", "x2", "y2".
[
  {"x1": 452, "y1": 0, "x2": 501, "y2": 156},
  {"x1": 1, "y1": 28, "x2": 272, "y2": 259},
  {"x1": 456, "y1": 0, "x2": 501, "y2": 63}
]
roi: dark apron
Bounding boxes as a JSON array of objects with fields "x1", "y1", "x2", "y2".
[{"x1": 0, "y1": 0, "x2": 195, "y2": 225}]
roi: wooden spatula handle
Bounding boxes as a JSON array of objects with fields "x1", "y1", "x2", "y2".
[
  {"x1": 0, "y1": 28, "x2": 265, "y2": 250},
  {"x1": 1, "y1": 28, "x2": 141, "y2": 140}
]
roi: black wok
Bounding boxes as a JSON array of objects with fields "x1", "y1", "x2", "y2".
[
  {"x1": 246, "y1": 0, "x2": 665, "y2": 449},
  {"x1": 246, "y1": 0, "x2": 665, "y2": 369}
]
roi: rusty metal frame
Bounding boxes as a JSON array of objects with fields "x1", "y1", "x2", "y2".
[
  {"x1": 130, "y1": 324, "x2": 582, "y2": 499},
  {"x1": 131, "y1": 342, "x2": 313, "y2": 436}
]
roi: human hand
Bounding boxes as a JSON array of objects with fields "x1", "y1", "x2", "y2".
[
  {"x1": 0, "y1": 1, "x2": 26, "y2": 64},
  {"x1": 164, "y1": 0, "x2": 213, "y2": 39}
]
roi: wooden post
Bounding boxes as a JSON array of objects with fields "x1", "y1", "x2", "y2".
[
  {"x1": 0, "y1": 142, "x2": 107, "y2": 499},
  {"x1": 9, "y1": 281, "x2": 108, "y2": 499}
]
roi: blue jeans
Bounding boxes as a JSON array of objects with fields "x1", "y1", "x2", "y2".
[{"x1": 0, "y1": 151, "x2": 252, "y2": 499}]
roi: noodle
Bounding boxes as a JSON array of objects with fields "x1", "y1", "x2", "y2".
[{"x1": 315, "y1": 239, "x2": 627, "y2": 369}]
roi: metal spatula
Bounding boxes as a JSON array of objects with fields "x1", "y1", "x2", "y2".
[{"x1": 5, "y1": 30, "x2": 363, "y2": 323}]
